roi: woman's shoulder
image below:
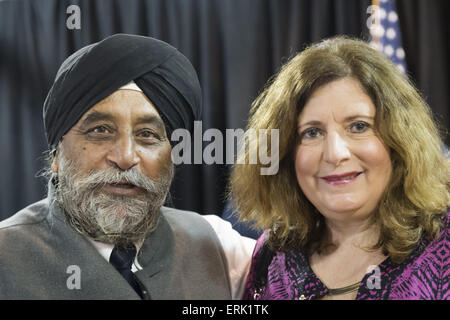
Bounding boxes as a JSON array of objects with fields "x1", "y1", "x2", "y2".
[
  {"x1": 428, "y1": 209, "x2": 450, "y2": 248},
  {"x1": 411, "y1": 210, "x2": 449, "y2": 268},
  {"x1": 388, "y1": 210, "x2": 450, "y2": 299},
  {"x1": 422, "y1": 209, "x2": 448, "y2": 260},
  {"x1": 243, "y1": 231, "x2": 277, "y2": 299},
  {"x1": 243, "y1": 230, "x2": 312, "y2": 299},
  {"x1": 249, "y1": 230, "x2": 284, "y2": 268},
  {"x1": 245, "y1": 231, "x2": 272, "y2": 283}
]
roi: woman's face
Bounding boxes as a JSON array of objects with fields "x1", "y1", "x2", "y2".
[{"x1": 295, "y1": 77, "x2": 392, "y2": 223}]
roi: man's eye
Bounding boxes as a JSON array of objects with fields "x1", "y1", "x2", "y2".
[
  {"x1": 87, "y1": 125, "x2": 111, "y2": 134},
  {"x1": 138, "y1": 130, "x2": 160, "y2": 140},
  {"x1": 349, "y1": 121, "x2": 370, "y2": 133},
  {"x1": 139, "y1": 130, "x2": 152, "y2": 138}
]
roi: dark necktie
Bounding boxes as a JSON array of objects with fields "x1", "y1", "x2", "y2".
[{"x1": 109, "y1": 243, "x2": 143, "y2": 298}]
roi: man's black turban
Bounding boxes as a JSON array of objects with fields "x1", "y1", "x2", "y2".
[{"x1": 43, "y1": 34, "x2": 202, "y2": 148}]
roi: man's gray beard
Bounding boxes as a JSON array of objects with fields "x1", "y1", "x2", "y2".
[{"x1": 54, "y1": 153, "x2": 174, "y2": 247}]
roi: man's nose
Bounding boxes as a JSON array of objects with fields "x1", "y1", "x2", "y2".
[
  {"x1": 323, "y1": 131, "x2": 351, "y2": 167},
  {"x1": 106, "y1": 135, "x2": 140, "y2": 171}
]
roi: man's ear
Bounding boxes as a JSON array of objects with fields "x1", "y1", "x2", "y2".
[{"x1": 51, "y1": 153, "x2": 58, "y2": 174}]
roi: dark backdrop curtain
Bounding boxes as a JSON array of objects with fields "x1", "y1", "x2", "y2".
[{"x1": 0, "y1": 0, "x2": 448, "y2": 221}]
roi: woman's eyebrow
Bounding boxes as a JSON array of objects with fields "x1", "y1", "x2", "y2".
[
  {"x1": 343, "y1": 115, "x2": 375, "y2": 122},
  {"x1": 298, "y1": 120, "x2": 321, "y2": 129},
  {"x1": 298, "y1": 115, "x2": 374, "y2": 129}
]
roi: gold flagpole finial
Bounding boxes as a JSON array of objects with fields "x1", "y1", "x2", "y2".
[{"x1": 371, "y1": 0, "x2": 381, "y2": 47}]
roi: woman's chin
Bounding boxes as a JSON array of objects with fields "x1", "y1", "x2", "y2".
[{"x1": 317, "y1": 196, "x2": 365, "y2": 216}]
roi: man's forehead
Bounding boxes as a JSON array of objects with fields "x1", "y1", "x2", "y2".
[{"x1": 77, "y1": 90, "x2": 166, "y2": 130}]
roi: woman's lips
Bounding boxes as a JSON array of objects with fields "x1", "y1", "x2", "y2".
[{"x1": 320, "y1": 171, "x2": 363, "y2": 186}]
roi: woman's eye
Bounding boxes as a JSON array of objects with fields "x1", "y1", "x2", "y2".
[
  {"x1": 302, "y1": 127, "x2": 321, "y2": 139},
  {"x1": 349, "y1": 121, "x2": 370, "y2": 133}
]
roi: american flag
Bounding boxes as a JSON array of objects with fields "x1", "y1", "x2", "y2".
[
  {"x1": 369, "y1": 1, "x2": 450, "y2": 156},
  {"x1": 369, "y1": 0, "x2": 407, "y2": 74}
]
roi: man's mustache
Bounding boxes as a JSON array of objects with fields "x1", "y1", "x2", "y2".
[{"x1": 74, "y1": 167, "x2": 160, "y2": 194}]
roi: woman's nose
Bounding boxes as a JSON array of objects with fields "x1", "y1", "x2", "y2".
[{"x1": 323, "y1": 131, "x2": 351, "y2": 167}]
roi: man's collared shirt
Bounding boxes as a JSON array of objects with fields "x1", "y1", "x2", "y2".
[{"x1": 87, "y1": 214, "x2": 256, "y2": 300}]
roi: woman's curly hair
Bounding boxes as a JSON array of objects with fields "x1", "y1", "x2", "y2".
[{"x1": 230, "y1": 36, "x2": 449, "y2": 263}]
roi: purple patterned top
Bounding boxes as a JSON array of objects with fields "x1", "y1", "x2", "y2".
[{"x1": 243, "y1": 211, "x2": 449, "y2": 300}]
